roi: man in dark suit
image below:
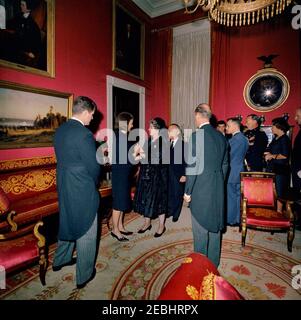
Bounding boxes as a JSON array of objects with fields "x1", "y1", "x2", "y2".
[
  {"x1": 52, "y1": 96, "x2": 101, "y2": 289},
  {"x1": 184, "y1": 104, "x2": 228, "y2": 267},
  {"x1": 226, "y1": 117, "x2": 249, "y2": 225},
  {"x1": 292, "y1": 108, "x2": 301, "y2": 229},
  {"x1": 244, "y1": 114, "x2": 268, "y2": 171},
  {"x1": 168, "y1": 124, "x2": 186, "y2": 222}
]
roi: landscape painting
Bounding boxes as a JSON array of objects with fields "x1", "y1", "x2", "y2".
[{"x1": 0, "y1": 81, "x2": 72, "y2": 149}]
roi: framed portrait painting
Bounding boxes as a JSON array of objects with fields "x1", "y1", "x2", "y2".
[
  {"x1": 0, "y1": 0, "x2": 55, "y2": 77},
  {"x1": 112, "y1": 0, "x2": 145, "y2": 80},
  {"x1": 0, "y1": 80, "x2": 72, "y2": 149}
]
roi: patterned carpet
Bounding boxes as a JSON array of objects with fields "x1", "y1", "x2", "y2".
[{"x1": 1, "y1": 207, "x2": 301, "y2": 300}]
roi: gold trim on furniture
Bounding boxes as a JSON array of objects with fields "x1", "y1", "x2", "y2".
[{"x1": 0, "y1": 156, "x2": 56, "y2": 172}]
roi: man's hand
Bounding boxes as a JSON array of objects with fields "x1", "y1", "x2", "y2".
[
  {"x1": 179, "y1": 176, "x2": 186, "y2": 183},
  {"x1": 183, "y1": 193, "x2": 191, "y2": 203},
  {"x1": 297, "y1": 170, "x2": 301, "y2": 179}
]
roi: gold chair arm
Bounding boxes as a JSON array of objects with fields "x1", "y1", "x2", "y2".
[
  {"x1": 284, "y1": 201, "x2": 295, "y2": 222},
  {"x1": 7, "y1": 211, "x2": 17, "y2": 232},
  {"x1": 34, "y1": 221, "x2": 45, "y2": 248}
]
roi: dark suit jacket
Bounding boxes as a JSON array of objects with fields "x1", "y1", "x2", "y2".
[
  {"x1": 228, "y1": 132, "x2": 249, "y2": 184},
  {"x1": 185, "y1": 124, "x2": 229, "y2": 232},
  {"x1": 245, "y1": 128, "x2": 268, "y2": 171},
  {"x1": 169, "y1": 139, "x2": 186, "y2": 179},
  {"x1": 168, "y1": 139, "x2": 186, "y2": 218},
  {"x1": 54, "y1": 119, "x2": 101, "y2": 240}
]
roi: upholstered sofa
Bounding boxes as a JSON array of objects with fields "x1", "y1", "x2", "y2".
[
  {"x1": 158, "y1": 253, "x2": 244, "y2": 300},
  {"x1": 0, "y1": 156, "x2": 112, "y2": 231},
  {"x1": 0, "y1": 155, "x2": 112, "y2": 285},
  {"x1": 0, "y1": 156, "x2": 58, "y2": 231}
]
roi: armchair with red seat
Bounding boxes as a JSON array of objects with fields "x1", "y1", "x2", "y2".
[
  {"x1": 240, "y1": 172, "x2": 295, "y2": 252},
  {"x1": 0, "y1": 188, "x2": 48, "y2": 285},
  {"x1": 158, "y1": 253, "x2": 244, "y2": 300}
]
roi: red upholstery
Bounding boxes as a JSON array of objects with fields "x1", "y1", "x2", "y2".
[
  {"x1": 246, "y1": 208, "x2": 290, "y2": 228},
  {"x1": 158, "y1": 253, "x2": 243, "y2": 300},
  {"x1": 0, "y1": 187, "x2": 10, "y2": 214},
  {"x1": 242, "y1": 177, "x2": 275, "y2": 206},
  {"x1": 200, "y1": 273, "x2": 244, "y2": 300},
  {"x1": 240, "y1": 172, "x2": 294, "y2": 252},
  {"x1": 0, "y1": 234, "x2": 39, "y2": 272}
]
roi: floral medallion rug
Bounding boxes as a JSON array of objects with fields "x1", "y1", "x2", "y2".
[{"x1": 1, "y1": 207, "x2": 301, "y2": 300}]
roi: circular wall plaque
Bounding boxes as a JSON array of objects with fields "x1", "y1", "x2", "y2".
[{"x1": 243, "y1": 68, "x2": 290, "y2": 112}]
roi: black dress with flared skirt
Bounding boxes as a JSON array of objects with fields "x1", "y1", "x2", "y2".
[{"x1": 133, "y1": 137, "x2": 169, "y2": 218}]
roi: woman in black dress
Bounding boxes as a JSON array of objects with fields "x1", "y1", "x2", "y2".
[
  {"x1": 111, "y1": 112, "x2": 135, "y2": 241},
  {"x1": 133, "y1": 117, "x2": 169, "y2": 237},
  {"x1": 264, "y1": 117, "x2": 291, "y2": 212}
]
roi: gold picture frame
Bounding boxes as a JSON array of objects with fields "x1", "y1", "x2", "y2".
[
  {"x1": 243, "y1": 68, "x2": 290, "y2": 112},
  {"x1": 0, "y1": 0, "x2": 55, "y2": 78},
  {"x1": 0, "y1": 80, "x2": 72, "y2": 149},
  {"x1": 112, "y1": 0, "x2": 145, "y2": 80}
]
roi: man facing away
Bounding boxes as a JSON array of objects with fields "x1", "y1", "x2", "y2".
[
  {"x1": 184, "y1": 104, "x2": 228, "y2": 267},
  {"x1": 52, "y1": 96, "x2": 101, "y2": 289},
  {"x1": 168, "y1": 124, "x2": 186, "y2": 222},
  {"x1": 225, "y1": 117, "x2": 249, "y2": 226}
]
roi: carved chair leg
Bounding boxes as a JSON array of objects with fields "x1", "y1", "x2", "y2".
[
  {"x1": 287, "y1": 226, "x2": 295, "y2": 253},
  {"x1": 34, "y1": 221, "x2": 48, "y2": 286},
  {"x1": 39, "y1": 247, "x2": 48, "y2": 286},
  {"x1": 242, "y1": 226, "x2": 247, "y2": 247}
]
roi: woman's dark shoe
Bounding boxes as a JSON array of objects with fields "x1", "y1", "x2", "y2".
[
  {"x1": 120, "y1": 230, "x2": 133, "y2": 236},
  {"x1": 137, "y1": 225, "x2": 152, "y2": 234},
  {"x1": 111, "y1": 231, "x2": 129, "y2": 242},
  {"x1": 154, "y1": 227, "x2": 166, "y2": 238}
]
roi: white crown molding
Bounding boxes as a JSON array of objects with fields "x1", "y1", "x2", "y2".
[{"x1": 131, "y1": 0, "x2": 185, "y2": 18}]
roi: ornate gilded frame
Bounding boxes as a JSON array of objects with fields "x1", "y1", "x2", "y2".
[
  {"x1": 0, "y1": 80, "x2": 72, "y2": 149},
  {"x1": 112, "y1": 0, "x2": 145, "y2": 80},
  {"x1": 0, "y1": 0, "x2": 55, "y2": 78},
  {"x1": 243, "y1": 68, "x2": 290, "y2": 112}
]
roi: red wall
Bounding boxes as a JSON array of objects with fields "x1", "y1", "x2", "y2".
[
  {"x1": 1, "y1": 4, "x2": 300, "y2": 161},
  {"x1": 211, "y1": 15, "x2": 301, "y2": 131},
  {"x1": 0, "y1": 0, "x2": 153, "y2": 161}
]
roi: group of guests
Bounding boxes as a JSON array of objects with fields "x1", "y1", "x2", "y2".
[
  {"x1": 217, "y1": 112, "x2": 301, "y2": 223},
  {"x1": 111, "y1": 113, "x2": 186, "y2": 242},
  {"x1": 51, "y1": 95, "x2": 301, "y2": 288}
]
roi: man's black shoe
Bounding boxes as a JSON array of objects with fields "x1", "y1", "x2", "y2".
[
  {"x1": 52, "y1": 257, "x2": 77, "y2": 272},
  {"x1": 77, "y1": 268, "x2": 96, "y2": 289},
  {"x1": 172, "y1": 217, "x2": 178, "y2": 222}
]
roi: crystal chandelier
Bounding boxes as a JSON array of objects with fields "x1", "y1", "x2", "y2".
[{"x1": 183, "y1": 0, "x2": 293, "y2": 26}]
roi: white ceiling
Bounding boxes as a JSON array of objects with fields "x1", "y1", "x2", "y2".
[{"x1": 131, "y1": 0, "x2": 186, "y2": 18}]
